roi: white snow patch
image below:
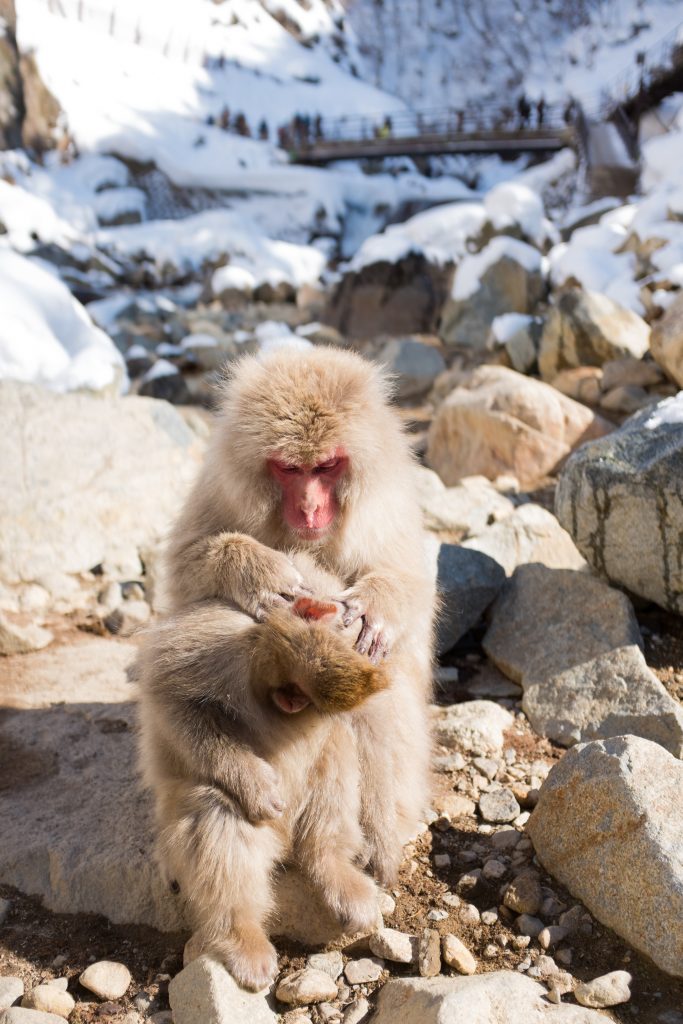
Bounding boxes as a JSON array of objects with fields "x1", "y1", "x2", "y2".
[
  {"x1": 142, "y1": 359, "x2": 178, "y2": 382},
  {"x1": 490, "y1": 313, "x2": 533, "y2": 343},
  {"x1": 181, "y1": 333, "x2": 218, "y2": 350},
  {"x1": 547, "y1": 221, "x2": 643, "y2": 313},
  {"x1": 453, "y1": 236, "x2": 542, "y2": 301},
  {"x1": 645, "y1": 393, "x2": 683, "y2": 429},
  {"x1": 484, "y1": 183, "x2": 544, "y2": 244},
  {"x1": 349, "y1": 202, "x2": 488, "y2": 271},
  {"x1": 0, "y1": 247, "x2": 125, "y2": 392},
  {"x1": 211, "y1": 264, "x2": 257, "y2": 295}
]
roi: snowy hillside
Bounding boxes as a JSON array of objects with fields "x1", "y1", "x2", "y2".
[{"x1": 346, "y1": 0, "x2": 683, "y2": 111}]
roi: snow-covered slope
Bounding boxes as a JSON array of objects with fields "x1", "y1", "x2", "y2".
[{"x1": 347, "y1": 0, "x2": 683, "y2": 111}]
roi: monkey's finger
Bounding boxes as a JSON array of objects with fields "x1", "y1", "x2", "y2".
[
  {"x1": 354, "y1": 618, "x2": 374, "y2": 656},
  {"x1": 255, "y1": 594, "x2": 289, "y2": 621},
  {"x1": 341, "y1": 600, "x2": 364, "y2": 628},
  {"x1": 368, "y1": 632, "x2": 390, "y2": 664}
]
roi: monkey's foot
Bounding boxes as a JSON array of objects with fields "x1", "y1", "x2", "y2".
[
  {"x1": 323, "y1": 866, "x2": 380, "y2": 934},
  {"x1": 198, "y1": 924, "x2": 278, "y2": 992}
]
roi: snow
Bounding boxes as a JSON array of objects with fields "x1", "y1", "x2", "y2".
[
  {"x1": 547, "y1": 221, "x2": 643, "y2": 313},
  {"x1": 181, "y1": 333, "x2": 218, "y2": 350},
  {"x1": 349, "y1": 202, "x2": 488, "y2": 272},
  {"x1": 645, "y1": 392, "x2": 683, "y2": 429},
  {"x1": 484, "y1": 183, "x2": 545, "y2": 245},
  {"x1": 254, "y1": 321, "x2": 313, "y2": 355},
  {"x1": 0, "y1": 247, "x2": 125, "y2": 392},
  {"x1": 141, "y1": 359, "x2": 178, "y2": 382},
  {"x1": 453, "y1": 237, "x2": 543, "y2": 301},
  {"x1": 211, "y1": 265, "x2": 257, "y2": 295},
  {"x1": 491, "y1": 313, "x2": 534, "y2": 344},
  {"x1": 96, "y1": 208, "x2": 326, "y2": 287}
]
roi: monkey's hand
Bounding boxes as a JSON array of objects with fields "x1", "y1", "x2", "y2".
[
  {"x1": 208, "y1": 535, "x2": 311, "y2": 620},
  {"x1": 339, "y1": 584, "x2": 393, "y2": 664},
  {"x1": 217, "y1": 757, "x2": 285, "y2": 823}
]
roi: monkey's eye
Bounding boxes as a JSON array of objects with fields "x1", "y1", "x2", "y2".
[{"x1": 314, "y1": 459, "x2": 340, "y2": 474}]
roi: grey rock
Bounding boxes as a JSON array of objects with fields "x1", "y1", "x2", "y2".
[
  {"x1": 372, "y1": 972, "x2": 607, "y2": 1023},
  {"x1": 377, "y1": 337, "x2": 447, "y2": 400},
  {"x1": 79, "y1": 961, "x2": 131, "y2": 1000},
  {"x1": 0, "y1": 1011, "x2": 67, "y2": 1024},
  {"x1": 484, "y1": 564, "x2": 683, "y2": 755},
  {"x1": 0, "y1": 980, "x2": 23, "y2": 1011},
  {"x1": 169, "y1": 956, "x2": 276, "y2": 1023},
  {"x1": 528, "y1": 735, "x2": 683, "y2": 978},
  {"x1": 0, "y1": 613, "x2": 52, "y2": 655},
  {"x1": 650, "y1": 290, "x2": 683, "y2": 386},
  {"x1": 369, "y1": 928, "x2": 418, "y2": 964},
  {"x1": 276, "y1": 969, "x2": 338, "y2": 1006},
  {"x1": 433, "y1": 701, "x2": 514, "y2": 756},
  {"x1": 462, "y1": 504, "x2": 585, "y2": 577},
  {"x1": 418, "y1": 929, "x2": 441, "y2": 977},
  {"x1": 555, "y1": 396, "x2": 683, "y2": 614},
  {"x1": 343, "y1": 958, "x2": 383, "y2": 985},
  {"x1": 0, "y1": 383, "x2": 204, "y2": 594},
  {"x1": 343, "y1": 998, "x2": 370, "y2": 1024},
  {"x1": 539, "y1": 288, "x2": 650, "y2": 382},
  {"x1": 440, "y1": 238, "x2": 546, "y2": 348},
  {"x1": 435, "y1": 543, "x2": 506, "y2": 654},
  {"x1": 575, "y1": 971, "x2": 632, "y2": 1008},
  {"x1": 478, "y1": 789, "x2": 520, "y2": 823},
  {"x1": 306, "y1": 952, "x2": 343, "y2": 981},
  {"x1": 504, "y1": 872, "x2": 543, "y2": 916},
  {"x1": 515, "y1": 915, "x2": 544, "y2": 938}
]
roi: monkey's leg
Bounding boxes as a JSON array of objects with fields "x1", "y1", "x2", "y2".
[
  {"x1": 160, "y1": 783, "x2": 283, "y2": 991},
  {"x1": 293, "y1": 728, "x2": 379, "y2": 934}
]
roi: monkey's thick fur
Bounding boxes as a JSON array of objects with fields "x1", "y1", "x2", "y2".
[{"x1": 138, "y1": 348, "x2": 436, "y2": 989}]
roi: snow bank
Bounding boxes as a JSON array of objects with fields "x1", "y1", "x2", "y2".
[
  {"x1": 484, "y1": 182, "x2": 545, "y2": 245},
  {"x1": 349, "y1": 201, "x2": 487, "y2": 271},
  {"x1": 453, "y1": 237, "x2": 542, "y2": 301},
  {"x1": 97, "y1": 209, "x2": 326, "y2": 287},
  {"x1": 548, "y1": 220, "x2": 642, "y2": 313},
  {"x1": 0, "y1": 248, "x2": 125, "y2": 392}
]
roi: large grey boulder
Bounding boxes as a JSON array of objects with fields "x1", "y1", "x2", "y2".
[
  {"x1": 435, "y1": 543, "x2": 506, "y2": 653},
  {"x1": 440, "y1": 237, "x2": 545, "y2": 349},
  {"x1": 484, "y1": 565, "x2": 683, "y2": 755},
  {"x1": 555, "y1": 395, "x2": 683, "y2": 614},
  {"x1": 324, "y1": 252, "x2": 454, "y2": 340},
  {"x1": 427, "y1": 365, "x2": 611, "y2": 490},
  {"x1": 539, "y1": 288, "x2": 650, "y2": 382},
  {"x1": 528, "y1": 735, "x2": 683, "y2": 978},
  {"x1": 650, "y1": 290, "x2": 683, "y2": 386},
  {"x1": 377, "y1": 337, "x2": 446, "y2": 400},
  {"x1": 373, "y1": 972, "x2": 607, "y2": 1023},
  {"x1": 0, "y1": 638, "x2": 375, "y2": 945},
  {"x1": 0, "y1": 383, "x2": 204, "y2": 597}
]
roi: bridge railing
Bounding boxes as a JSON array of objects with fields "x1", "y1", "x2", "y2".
[{"x1": 300, "y1": 101, "x2": 570, "y2": 147}]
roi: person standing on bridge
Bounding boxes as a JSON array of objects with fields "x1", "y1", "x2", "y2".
[
  {"x1": 536, "y1": 96, "x2": 545, "y2": 127},
  {"x1": 517, "y1": 93, "x2": 531, "y2": 127}
]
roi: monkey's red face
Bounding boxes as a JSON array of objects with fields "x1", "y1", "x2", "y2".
[{"x1": 267, "y1": 449, "x2": 348, "y2": 540}]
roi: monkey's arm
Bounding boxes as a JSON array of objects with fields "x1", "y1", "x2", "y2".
[
  {"x1": 168, "y1": 531, "x2": 310, "y2": 617},
  {"x1": 341, "y1": 560, "x2": 434, "y2": 663},
  {"x1": 139, "y1": 605, "x2": 285, "y2": 822}
]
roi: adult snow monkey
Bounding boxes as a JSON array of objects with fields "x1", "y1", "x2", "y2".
[
  {"x1": 160, "y1": 347, "x2": 436, "y2": 980},
  {"x1": 138, "y1": 578, "x2": 389, "y2": 991}
]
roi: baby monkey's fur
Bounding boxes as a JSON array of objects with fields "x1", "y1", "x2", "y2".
[{"x1": 138, "y1": 570, "x2": 389, "y2": 990}]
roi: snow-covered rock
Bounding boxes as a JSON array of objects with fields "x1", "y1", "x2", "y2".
[
  {"x1": 539, "y1": 288, "x2": 650, "y2": 382},
  {"x1": 0, "y1": 249, "x2": 125, "y2": 393},
  {"x1": 440, "y1": 236, "x2": 545, "y2": 348}
]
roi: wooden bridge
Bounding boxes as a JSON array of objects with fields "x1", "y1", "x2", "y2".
[{"x1": 290, "y1": 105, "x2": 576, "y2": 165}]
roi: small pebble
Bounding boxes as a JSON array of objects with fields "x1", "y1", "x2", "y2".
[
  {"x1": 473, "y1": 757, "x2": 499, "y2": 780},
  {"x1": 556, "y1": 948, "x2": 572, "y2": 966},
  {"x1": 307, "y1": 951, "x2": 343, "y2": 981},
  {"x1": 512, "y1": 935, "x2": 531, "y2": 949},
  {"x1": 483, "y1": 944, "x2": 498, "y2": 959},
  {"x1": 79, "y1": 962, "x2": 132, "y2": 1001},
  {"x1": 369, "y1": 928, "x2": 417, "y2": 964},
  {"x1": 441, "y1": 934, "x2": 477, "y2": 975},
  {"x1": 442, "y1": 893, "x2": 461, "y2": 909},
  {"x1": 377, "y1": 891, "x2": 396, "y2": 916},
  {"x1": 538, "y1": 925, "x2": 568, "y2": 950},
  {"x1": 433, "y1": 854, "x2": 451, "y2": 869},
  {"x1": 481, "y1": 910, "x2": 498, "y2": 926},
  {"x1": 482, "y1": 858, "x2": 507, "y2": 881},
  {"x1": 504, "y1": 871, "x2": 542, "y2": 915},
  {"x1": 317, "y1": 1002, "x2": 342, "y2": 1022},
  {"x1": 516, "y1": 914, "x2": 544, "y2": 938},
  {"x1": 575, "y1": 971, "x2": 632, "y2": 1008},
  {"x1": 343, "y1": 997, "x2": 370, "y2": 1024},
  {"x1": 276, "y1": 969, "x2": 338, "y2": 1006},
  {"x1": 418, "y1": 929, "x2": 441, "y2": 977},
  {"x1": 459, "y1": 903, "x2": 481, "y2": 925},
  {"x1": 344, "y1": 958, "x2": 383, "y2": 986},
  {"x1": 50, "y1": 957, "x2": 66, "y2": 970},
  {"x1": 427, "y1": 908, "x2": 448, "y2": 922},
  {"x1": 479, "y1": 789, "x2": 520, "y2": 823}
]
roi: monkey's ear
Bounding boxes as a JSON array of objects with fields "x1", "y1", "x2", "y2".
[{"x1": 313, "y1": 648, "x2": 389, "y2": 713}]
